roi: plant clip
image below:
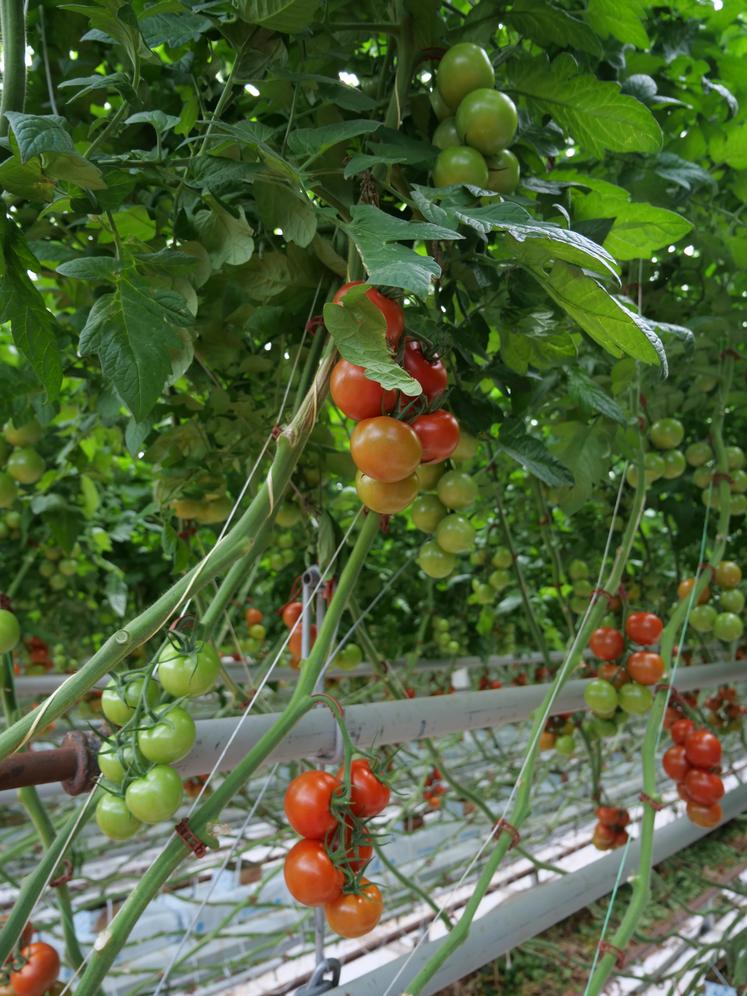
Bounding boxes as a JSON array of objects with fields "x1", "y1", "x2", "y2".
[
  {"x1": 639, "y1": 392, "x2": 648, "y2": 408},
  {"x1": 493, "y1": 817, "x2": 521, "y2": 850},
  {"x1": 639, "y1": 791, "x2": 665, "y2": 812},
  {"x1": 322, "y1": 578, "x2": 337, "y2": 603},
  {"x1": 697, "y1": 561, "x2": 713, "y2": 572},
  {"x1": 599, "y1": 940, "x2": 626, "y2": 969},
  {"x1": 175, "y1": 818, "x2": 210, "y2": 858},
  {"x1": 654, "y1": 682, "x2": 688, "y2": 708},
  {"x1": 711, "y1": 472, "x2": 733, "y2": 485},
  {"x1": 720, "y1": 348, "x2": 740, "y2": 360},
  {"x1": 50, "y1": 858, "x2": 74, "y2": 888},
  {"x1": 417, "y1": 46, "x2": 448, "y2": 63},
  {"x1": 271, "y1": 423, "x2": 283, "y2": 440},
  {"x1": 168, "y1": 614, "x2": 196, "y2": 634},
  {"x1": 591, "y1": 587, "x2": 616, "y2": 605},
  {"x1": 0, "y1": 592, "x2": 12, "y2": 611},
  {"x1": 304, "y1": 314, "x2": 325, "y2": 336}
]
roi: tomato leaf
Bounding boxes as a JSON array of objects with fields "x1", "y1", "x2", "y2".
[
  {"x1": 254, "y1": 181, "x2": 317, "y2": 247},
  {"x1": 237, "y1": 0, "x2": 321, "y2": 33},
  {"x1": 322, "y1": 298, "x2": 421, "y2": 395},
  {"x1": 566, "y1": 369, "x2": 627, "y2": 425},
  {"x1": 507, "y1": 0, "x2": 603, "y2": 57},
  {"x1": 602, "y1": 202, "x2": 693, "y2": 261},
  {"x1": 287, "y1": 119, "x2": 380, "y2": 159},
  {"x1": 585, "y1": 0, "x2": 650, "y2": 48},
  {"x1": 193, "y1": 195, "x2": 255, "y2": 269},
  {"x1": 497, "y1": 423, "x2": 575, "y2": 486}
]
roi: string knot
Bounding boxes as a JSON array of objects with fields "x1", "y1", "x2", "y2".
[
  {"x1": 493, "y1": 817, "x2": 521, "y2": 849},
  {"x1": 599, "y1": 940, "x2": 626, "y2": 969},
  {"x1": 175, "y1": 818, "x2": 208, "y2": 858}
]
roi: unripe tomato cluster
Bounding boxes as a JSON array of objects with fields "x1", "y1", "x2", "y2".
[
  {"x1": 626, "y1": 416, "x2": 687, "y2": 488},
  {"x1": 0, "y1": 420, "x2": 47, "y2": 510},
  {"x1": 682, "y1": 561, "x2": 744, "y2": 642},
  {"x1": 686, "y1": 437, "x2": 747, "y2": 515},
  {"x1": 567, "y1": 559, "x2": 601, "y2": 615},
  {"x1": 584, "y1": 612, "x2": 665, "y2": 727},
  {"x1": 412, "y1": 453, "x2": 482, "y2": 581},
  {"x1": 329, "y1": 282, "x2": 463, "y2": 518},
  {"x1": 283, "y1": 758, "x2": 388, "y2": 938},
  {"x1": 244, "y1": 605, "x2": 266, "y2": 658},
  {"x1": 430, "y1": 42, "x2": 520, "y2": 194},
  {"x1": 591, "y1": 806, "x2": 630, "y2": 851},
  {"x1": 539, "y1": 712, "x2": 578, "y2": 756},
  {"x1": 95, "y1": 642, "x2": 220, "y2": 840},
  {"x1": 661, "y1": 720, "x2": 724, "y2": 828}
]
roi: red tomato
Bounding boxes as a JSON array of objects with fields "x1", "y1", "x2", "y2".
[
  {"x1": 288, "y1": 623, "x2": 317, "y2": 661},
  {"x1": 597, "y1": 662, "x2": 619, "y2": 681},
  {"x1": 330, "y1": 359, "x2": 398, "y2": 421},
  {"x1": 670, "y1": 718, "x2": 694, "y2": 745},
  {"x1": 282, "y1": 601, "x2": 303, "y2": 629},
  {"x1": 677, "y1": 577, "x2": 710, "y2": 604},
  {"x1": 402, "y1": 338, "x2": 448, "y2": 400},
  {"x1": 684, "y1": 729, "x2": 721, "y2": 768},
  {"x1": 591, "y1": 823, "x2": 616, "y2": 850},
  {"x1": 350, "y1": 416, "x2": 422, "y2": 482},
  {"x1": 683, "y1": 769, "x2": 724, "y2": 806},
  {"x1": 686, "y1": 800, "x2": 722, "y2": 828},
  {"x1": 0, "y1": 918, "x2": 32, "y2": 962},
  {"x1": 339, "y1": 821, "x2": 374, "y2": 873},
  {"x1": 613, "y1": 829, "x2": 629, "y2": 848},
  {"x1": 625, "y1": 612, "x2": 663, "y2": 646},
  {"x1": 325, "y1": 880, "x2": 383, "y2": 938},
  {"x1": 9, "y1": 942, "x2": 60, "y2": 996},
  {"x1": 411, "y1": 410, "x2": 460, "y2": 464},
  {"x1": 336, "y1": 758, "x2": 390, "y2": 818},
  {"x1": 676, "y1": 781, "x2": 693, "y2": 802},
  {"x1": 588, "y1": 627, "x2": 625, "y2": 661},
  {"x1": 334, "y1": 282, "x2": 404, "y2": 349},
  {"x1": 626, "y1": 651, "x2": 664, "y2": 686},
  {"x1": 284, "y1": 770, "x2": 341, "y2": 839},
  {"x1": 662, "y1": 744, "x2": 690, "y2": 781},
  {"x1": 596, "y1": 807, "x2": 629, "y2": 828},
  {"x1": 245, "y1": 607, "x2": 263, "y2": 627},
  {"x1": 284, "y1": 839, "x2": 343, "y2": 906}
]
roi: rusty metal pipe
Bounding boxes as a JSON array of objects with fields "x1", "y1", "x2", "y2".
[{"x1": 0, "y1": 732, "x2": 99, "y2": 795}]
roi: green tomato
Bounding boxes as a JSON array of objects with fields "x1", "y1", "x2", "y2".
[
  {"x1": 692, "y1": 466, "x2": 712, "y2": 489},
  {"x1": 436, "y1": 42, "x2": 495, "y2": 111},
  {"x1": 437, "y1": 471, "x2": 478, "y2": 510},
  {"x1": 0, "y1": 609, "x2": 21, "y2": 653},
  {"x1": 731, "y1": 469, "x2": 747, "y2": 493},
  {"x1": 451, "y1": 432, "x2": 479, "y2": 463},
  {"x1": 570, "y1": 596, "x2": 588, "y2": 613},
  {"x1": 433, "y1": 146, "x2": 488, "y2": 188},
  {"x1": 435, "y1": 513, "x2": 475, "y2": 554},
  {"x1": 269, "y1": 552, "x2": 285, "y2": 571},
  {"x1": 96, "y1": 794, "x2": 142, "y2": 840},
  {"x1": 726, "y1": 445, "x2": 745, "y2": 470},
  {"x1": 583, "y1": 679, "x2": 619, "y2": 716},
  {"x1": 6, "y1": 447, "x2": 45, "y2": 485},
  {"x1": 626, "y1": 453, "x2": 665, "y2": 487},
  {"x1": 0, "y1": 471, "x2": 18, "y2": 508},
  {"x1": 125, "y1": 765, "x2": 183, "y2": 824},
  {"x1": 97, "y1": 741, "x2": 131, "y2": 783},
  {"x1": 573, "y1": 579, "x2": 592, "y2": 598},
  {"x1": 3, "y1": 419, "x2": 42, "y2": 446},
  {"x1": 568, "y1": 559, "x2": 589, "y2": 581},
  {"x1": 138, "y1": 705, "x2": 196, "y2": 764},
  {"x1": 157, "y1": 643, "x2": 221, "y2": 697},
  {"x1": 555, "y1": 734, "x2": 575, "y2": 756},
  {"x1": 489, "y1": 569, "x2": 511, "y2": 590},
  {"x1": 276, "y1": 532, "x2": 294, "y2": 549},
  {"x1": 49, "y1": 573, "x2": 66, "y2": 591},
  {"x1": 470, "y1": 549, "x2": 487, "y2": 566},
  {"x1": 713, "y1": 611, "x2": 743, "y2": 642},
  {"x1": 730, "y1": 494, "x2": 747, "y2": 515},
  {"x1": 447, "y1": 639, "x2": 460, "y2": 654},
  {"x1": 430, "y1": 87, "x2": 453, "y2": 121},
  {"x1": 689, "y1": 604, "x2": 717, "y2": 633},
  {"x1": 455, "y1": 88, "x2": 517, "y2": 156},
  {"x1": 58, "y1": 559, "x2": 77, "y2": 577},
  {"x1": 417, "y1": 540, "x2": 457, "y2": 579},
  {"x1": 101, "y1": 676, "x2": 159, "y2": 727},
  {"x1": 486, "y1": 149, "x2": 520, "y2": 194},
  {"x1": 618, "y1": 682, "x2": 653, "y2": 715},
  {"x1": 433, "y1": 617, "x2": 450, "y2": 633},
  {"x1": 474, "y1": 583, "x2": 493, "y2": 605},
  {"x1": 411, "y1": 494, "x2": 447, "y2": 533},
  {"x1": 648, "y1": 417, "x2": 684, "y2": 450},
  {"x1": 5, "y1": 510, "x2": 21, "y2": 529},
  {"x1": 686, "y1": 441, "x2": 713, "y2": 467},
  {"x1": 39, "y1": 561, "x2": 55, "y2": 579},
  {"x1": 432, "y1": 117, "x2": 460, "y2": 150},
  {"x1": 338, "y1": 643, "x2": 363, "y2": 670},
  {"x1": 661, "y1": 449, "x2": 686, "y2": 479},
  {"x1": 249, "y1": 623, "x2": 266, "y2": 641},
  {"x1": 275, "y1": 502, "x2": 301, "y2": 528},
  {"x1": 587, "y1": 715, "x2": 618, "y2": 738},
  {"x1": 416, "y1": 463, "x2": 445, "y2": 490},
  {"x1": 492, "y1": 547, "x2": 512, "y2": 569},
  {"x1": 701, "y1": 488, "x2": 720, "y2": 510},
  {"x1": 720, "y1": 589, "x2": 745, "y2": 613}
]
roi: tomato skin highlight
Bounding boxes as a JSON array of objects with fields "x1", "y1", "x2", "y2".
[
  {"x1": 411, "y1": 410, "x2": 460, "y2": 464},
  {"x1": 683, "y1": 769, "x2": 724, "y2": 806},
  {"x1": 282, "y1": 601, "x2": 303, "y2": 629},
  {"x1": 325, "y1": 881, "x2": 383, "y2": 938},
  {"x1": 402, "y1": 339, "x2": 448, "y2": 401},
  {"x1": 684, "y1": 729, "x2": 721, "y2": 768},
  {"x1": 350, "y1": 416, "x2": 422, "y2": 483},
  {"x1": 626, "y1": 651, "x2": 665, "y2": 686},
  {"x1": 333, "y1": 282, "x2": 404, "y2": 349},
  {"x1": 662, "y1": 744, "x2": 690, "y2": 781},
  {"x1": 588, "y1": 627, "x2": 625, "y2": 661},
  {"x1": 284, "y1": 770, "x2": 341, "y2": 839},
  {"x1": 625, "y1": 612, "x2": 663, "y2": 646},
  {"x1": 670, "y1": 718, "x2": 694, "y2": 745},
  {"x1": 330, "y1": 360, "x2": 398, "y2": 421},
  {"x1": 284, "y1": 839, "x2": 343, "y2": 906},
  {"x1": 336, "y1": 758, "x2": 390, "y2": 818},
  {"x1": 9, "y1": 942, "x2": 60, "y2": 996}
]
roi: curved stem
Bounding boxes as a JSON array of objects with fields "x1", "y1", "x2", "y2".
[{"x1": 0, "y1": 0, "x2": 25, "y2": 136}]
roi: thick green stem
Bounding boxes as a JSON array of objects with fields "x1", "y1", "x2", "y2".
[
  {"x1": 0, "y1": 347, "x2": 335, "y2": 762},
  {"x1": 584, "y1": 355, "x2": 735, "y2": 995},
  {"x1": 199, "y1": 519, "x2": 273, "y2": 640},
  {"x1": 72, "y1": 512, "x2": 381, "y2": 996},
  {"x1": 403, "y1": 445, "x2": 648, "y2": 994},
  {"x1": 0, "y1": 0, "x2": 25, "y2": 136}
]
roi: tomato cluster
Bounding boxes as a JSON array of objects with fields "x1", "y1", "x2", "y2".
[
  {"x1": 539, "y1": 713, "x2": 577, "y2": 756},
  {"x1": 423, "y1": 767, "x2": 447, "y2": 809},
  {"x1": 95, "y1": 641, "x2": 220, "y2": 839},
  {"x1": 687, "y1": 436, "x2": 747, "y2": 516},
  {"x1": 681, "y1": 561, "x2": 744, "y2": 642},
  {"x1": 1, "y1": 923, "x2": 60, "y2": 996},
  {"x1": 283, "y1": 758, "x2": 388, "y2": 939},
  {"x1": 704, "y1": 685, "x2": 745, "y2": 733},
  {"x1": 592, "y1": 806, "x2": 630, "y2": 851},
  {"x1": 431, "y1": 42, "x2": 520, "y2": 194},
  {"x1": 0, "y1": 421, "x2": 46, "y2": 503},
  {"x1": 662, "y1": 720, "x2": 725, "y2": 828},
  {"x1": 626, "y1": 416, "x2": 687, "y2": 489}
]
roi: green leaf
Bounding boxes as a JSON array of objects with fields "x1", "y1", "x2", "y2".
[
  {"x1": 0, "y1": 214, "x2": 63, "y2": 399},
  {"x1": 652, "y1": 153, "x2": 716, "y2": 191},
  {"x1": 193, "y1": 195, "x2": 255, "y2": 268},
  {"x1": 497, "y1": 424, "x2": 575, "y2": 486},
  {"x1": 44, "y1": 151, "x2": 107, "y2": 190},
  {"x1": 709, "y1": 120, "x2": 747, "y2": 169},
  {"x1": 507, "y1": 0, "x2": 603, "y2": 57},
  {"x1": 59, "y1": 72, "x2": 134, "y2": 101},
  {"x1": 4, "y1": 113, "x2": 75, "y2": 162},
  {"x1": 287, "y1": 119, "x2": 381, "y2": 159},
  {"x1": 548, "y1": 420, "x2": 612, "y2": 513},
  {"x1": 105, "y1": 570, "x2": 128, "y2": 617},
  {"x1": 140, "y1": 10, "x2": 212, "y2": 47},
  {"x1": 125, "y1": 109, "x2": 180, "y2": 133},
  {"x1": 566, "y1": 369, "x2": 627, "y2": 424},
  {"x1": 237, "y1": 0, "x2": 320, "y2": 32},
  {"x1": 57, "y1": 256, "x2": 122, "y2": 280},
  {"x1": 342, "y1": 204, "x2": 462, "y2": 297},
  {"x1": 80, "y1": 474, "x2": 101, "y2": 519},
  {"x1": 527, "y1": 260, "x2": 666, "y2": 369},
  {"x1": 602, "y1": 202, "x2": 693, "y2": 261},
  {"x1": 254, "y1": 181, "x2": 317, "y2": 247},
  {"x1": 78, "y1": 271, "x2": 194, "y2": 419},
  {"x1": 0, "y1": 156, "x2": 55, "y2": 201},
  {"x1": 586, "y1": 0, "x2": 650, "y2": 48},
  {"x1": 508, "y1": 54, "x2": 662, "y2": 157},
  {"x1": 240, "y1": 252, "x2": 292, "y2": 301},
  {"x1": 322, "y1": 297, "x2": 421, "y2": 395},
  {"x1": 63, "y1": 0, "x2": 154, "y2": 77}
]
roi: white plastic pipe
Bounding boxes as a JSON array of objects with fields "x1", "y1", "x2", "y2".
[{"x1": 325, "y1": 781, "x2": 747, "y2": 995}]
